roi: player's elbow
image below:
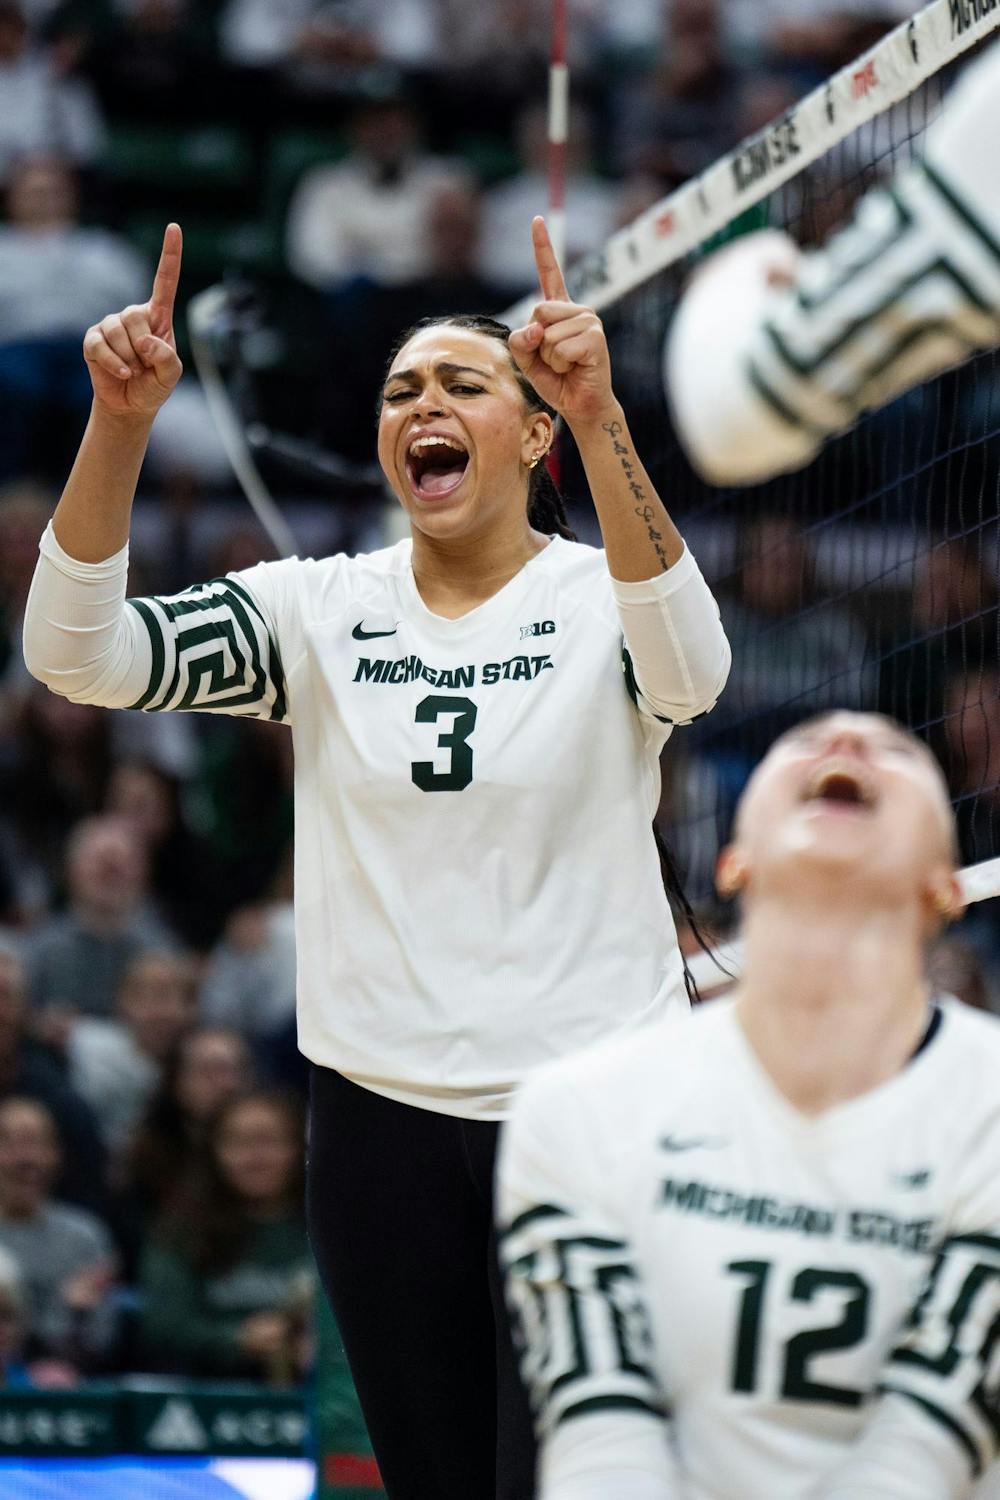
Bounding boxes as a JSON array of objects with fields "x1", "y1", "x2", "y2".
[
  {"x1": 21, "y1": 632, "x2": 64, "y2": 694},
  {"x1": 22, "y1": 633, "x2": 119, "y2": 707},
  {"x1": 22, "y1": 654, "x2": 95, "y2": 703},
  {"x1": 643, "y1": 636, "x2": 732, "y2": 724}
]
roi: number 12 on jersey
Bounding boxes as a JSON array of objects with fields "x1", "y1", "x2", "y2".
[
  {"x1": 411, "y1": 695, "x2": 478, "y2": 792},
  {"x1": 728, "y1": 1260, "x2": 870, "y2": 1407}
]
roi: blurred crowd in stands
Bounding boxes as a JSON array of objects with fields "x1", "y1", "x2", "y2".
[{"x1": 2, "y1": 0, "x2": 999, "y2": 1397}]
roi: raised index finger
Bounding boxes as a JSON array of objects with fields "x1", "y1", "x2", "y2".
[
  {"x1": 532, "y1": 215, "x2": 570, "y2": 302},
  {"x1": 149, "y1": 223, "x2": 183, "y2": 324}
]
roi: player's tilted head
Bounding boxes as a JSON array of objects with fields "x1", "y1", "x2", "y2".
[
  {"x1": 376, "y1": 315, "x2": 573, "y2": 545},
  {"x1": 717, "y1": 711, "x2": 962, "y2": 931}
]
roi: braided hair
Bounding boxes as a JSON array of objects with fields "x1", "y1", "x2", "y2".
[
  {"x1": 380, "y1": 314, "x2": 577, "y2": 541},
  {"x1": 382, "y1": 314, "x2": 713, "y2": 992}
]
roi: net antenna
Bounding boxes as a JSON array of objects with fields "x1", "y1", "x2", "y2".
[{"x1": 547, "y1": 0, "x2": 570, "y2": 267}]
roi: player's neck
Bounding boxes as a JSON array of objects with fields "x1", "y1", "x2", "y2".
[
  {"x1": 736, "y1": 898, "x2": 931, "y2": 1116},
  {"x1": 410, "y1": 519, "x2": 550, "y2": 618}
]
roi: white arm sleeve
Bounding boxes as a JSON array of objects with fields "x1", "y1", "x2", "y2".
[
  {"x1": 540, "y1": 1414, "x2": 685, "y2": 1500},
  {"x1": 497, "y1": 1074, "x2": 685, "y2": 1499},
  {"x1": 23, "y1": 522, "x2": 288, "y2": 721},
  {"x1": 23, "y1": 522, "x2": 151, "y2": 708},
  {"x1": 611, "y1": 547, "x2": 731, "y2": 725},
  {"x1": 667, "y1": 39, "x2": 1000, "y2": 485}
]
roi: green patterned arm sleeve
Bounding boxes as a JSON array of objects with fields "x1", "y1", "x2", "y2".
[{"x1": 126, "y1": 575, "x2": 287, "y2": 721}]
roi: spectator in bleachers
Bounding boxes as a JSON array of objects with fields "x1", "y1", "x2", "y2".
[
  {"x1": 0, "y1": 1245, "x2": 32, "y2": 1387},
  {"x1": 26, "y1": 813, "x2": 176, "y2": 1030},
  {"x1": 371, "y1": 180, "x2": 506, "y2": 333},
  {"x1": 943, "y1": 665, "x2": 1000, "y2": 871},
  {"x1": 139, "y1": 1089, "x2": 311, "y2": 1379},
  {"x1": 437, "y1": 0, "x2": 602, "y2": 111},
  {"x1": 103, "y1": 759, "x2": 227, "y2": 950},
  {"x1": 0, "y1": 3, "x2": 106, "y2": 188},
  {"x1": 223, "y1": 0, "x2": 441, "y2": 91},
  {"x1": 285, "y1": 91, "x2": 467, "y2": 292},
  {"x1": 0, "y1": 946, "x2": 106, "y2": 1211},
  {"x1": 928, "y1": 933, "x2": 994, "y2": 1014},
  {"x1": 314, "y1": 0, "x2": 440, "y2": 73},
  {"x1": 476, "y1": 103, "x2": 623, "y2": 296},
  {"x1": 707, "y1": 515, "x2": 873, "y2": 775},
  {"x1": 880, "y1": 538, "x2": 1000, "y2": 738},
  {"x1": 0, "y1": 1095, "x2": 118, "y2": 1375},
  {"x1": 654, "y1": 740, "x2": 727, "y2": 908},
  {"x1": 67, "y1": 947, "x2": 197, "y2": 1159},
  {"x1": 190, "y1": 716, "x2": 294, "y2": 915},
  {"x1": 89, "y1": 0, "x2": 216, "y2": 125},
  {"x1": 0, "y1": 483, "x2": 52, "y2": 696},
  {"x1": 0, "y1": 1240, "x2": 76, "y2": 1388},
  {"x1": 200, "y1": 901, "x2": 295, "y2": 1048},
  {"x1": 0, "y1": 684, "x2": 111, "y2": 923},
  {"x1": 0, "y1": 154, "x2": 147, "y2": 481},
  {"x1": 215, "y1": 0, "x2": 323, "y2": 72},
  {"x1": 319, "y1": 180, "x2": 509, "y2": 460},
  {"x1": 113, "y1": 1025, "x2": 253, "y2": 1271},
  {"x1": 725, "y1": 0, "x2": 921, "y2": 76},
  {"x1": 612, "y1": 0, "x2": 743, "y2": 186}
]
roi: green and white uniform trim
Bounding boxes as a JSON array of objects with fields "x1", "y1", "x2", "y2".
[{"x1": 125, "y1": 578, "x2": 287, "y2": 720}]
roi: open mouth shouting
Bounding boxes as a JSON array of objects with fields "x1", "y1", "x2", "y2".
[
  {"x1": 800, "y1": 758, "x2": 878, "y2": 816},
  {"x1": 406, "y1": 433, "x2": 470, "y2": 500}
]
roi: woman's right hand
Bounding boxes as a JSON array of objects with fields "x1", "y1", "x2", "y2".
[{"x1": 83, "y1": 223, "x2": 184, "y2": 419}]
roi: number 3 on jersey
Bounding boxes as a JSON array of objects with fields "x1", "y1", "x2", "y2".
[{"x1": 411, "y1": 695, "x2": 478, "y2": 792}]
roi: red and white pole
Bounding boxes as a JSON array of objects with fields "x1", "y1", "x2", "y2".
[{"x1": 547, "y1": 0, "x2": 569, "y2": 268}]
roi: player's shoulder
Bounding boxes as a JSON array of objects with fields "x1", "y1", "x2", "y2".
[
  {"x1": 516, "y1": 1000, "x2": 729, "y2": 1131},
  {"x1": 534, "y1": 535, "x2": 618, "y2": 619},
  {"x1": 935, "y1": 994, "x2": 1000, "y2": 1079},
  {"x1": 536, "y1": 534, "x2": 608, "y2": 582},
  {"x1": 928, "y1": 1000, "x2": 1000, "y2": 1226},
  {"x1": 917, "y1": 998, "x2": 1000, "y2": 1162}
]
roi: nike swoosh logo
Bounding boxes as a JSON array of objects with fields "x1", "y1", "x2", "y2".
[
  {"x1": 659, "y1": 1135, "x2": 729, "y2": 1153},
  {"x1": 892, "y1": 1169, "x2": 932, "y2": 1189},
  {"x1": 352, "y1": 622, "x2": 398, "y2": 640}
]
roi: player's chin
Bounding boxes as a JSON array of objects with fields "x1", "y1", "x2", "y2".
[
  {"x1": 787, "y1": 805, "x2": 881, "y2": 861},
  {"x1": 402, "y1": 484, "x2": 480, "y2": 536}
]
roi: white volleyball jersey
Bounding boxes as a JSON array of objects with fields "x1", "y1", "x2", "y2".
[
  {"x1": 499, "y1": 998, "x2": 1000, "y2": 1498},
  {"x1": 25, "y1": 530, "x2": 730, "y2": 1116}
]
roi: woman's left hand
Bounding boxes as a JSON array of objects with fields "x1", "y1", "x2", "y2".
[{"x1": 509, "y1": 217, "x2": 616, "y2": 429}]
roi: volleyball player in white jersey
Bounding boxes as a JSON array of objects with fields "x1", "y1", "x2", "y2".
[
  {"x1": 22, "y1": 218, "x2": 730, "y2": 1497},
  {"x1": 667, "y1": 39, "x2": 1000, "y2": 485},
  {"x1": 500, "y1": 710, "x2": 1000, "y2": 1499}
]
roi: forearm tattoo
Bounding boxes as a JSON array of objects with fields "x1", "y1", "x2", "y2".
[{"x1": 603, "y1": 420, "x2": 670, "y2": 572}]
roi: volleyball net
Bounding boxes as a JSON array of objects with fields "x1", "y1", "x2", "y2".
[{"x1": 513, "y1": 0, "x2": 1000, "y2": 917}]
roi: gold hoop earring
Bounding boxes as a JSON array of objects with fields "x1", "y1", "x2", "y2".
[{"x1": 528, "y1": 450, "x2": 547, "y2": 470}]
